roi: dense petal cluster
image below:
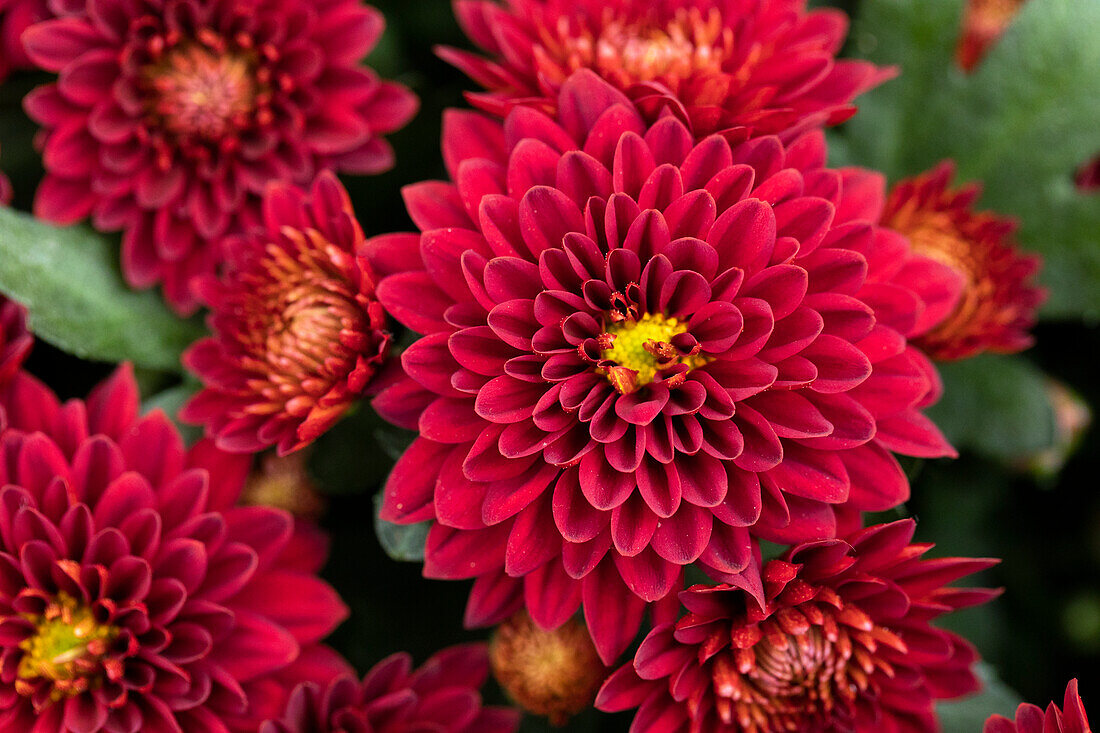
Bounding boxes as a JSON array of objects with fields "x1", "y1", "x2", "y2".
[
  {"x1": 985, "y1": 680, "x2": 1091, "y2": 733},
  {"x1": 883, "y1": 161, "x2": 1045, "y2": 361},
  {"x1": 956, "y1": 0, "x2": 1027, "y2": 72},
  {"x1": 0, "y1": 0, "x2": 49, "y2": 79},
  {"x1": 441, "y1": 0, "x2": 894, "y2": 138},
  {"x1": 260, "y1": 643, "x2": 520, "y2": 733},
  {"x1": 0, "y1": 296, "x2": 31, "y2": 386},
  {"x1": 181, "y1": 172, "x2": 390, "y2": 456},
  {"x1": 0, "y1": 366, "x2": 350, "y2": 732},
  {"x1": 367, "y1": 70, "x2": 961, "y2": 664},
  {"x1": 597, "y1": 519, "x2": 1000, "y2": 733},
  {"x1": 22, "y1": 0, "x2": 417, "y2": 312}
]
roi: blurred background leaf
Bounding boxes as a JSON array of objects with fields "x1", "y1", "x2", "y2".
[
  {"x1": 0, "y1": 207, "x2": 202, "y2": 370},
  {"x1": 841, "y1": 0, "x2": 1100, "y2": 319}
]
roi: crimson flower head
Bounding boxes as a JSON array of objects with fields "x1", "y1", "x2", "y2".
[
  {"x1": 21, "y1": 0, "x2": 417, "y2": 313},
  {"x1": 260, "y1": 643, "x2": 521, "y2": 733},
  {"x1": 441, "y1": 0, "x2": 894, "y2": 138},
  {"x1": 0, "y1": 0, "x2": 50, "y2": 79},
  {"x1": 0, "y1": 365, "x2": 351, "y2": 732},
  {"x1": 597, "y1": 519, "x2": 1001, "y2": 732},
  {"x1": 0, "y1": 295, "x2": 31, "y2": 386},
  {"x1": 883, "y1": 161, "x2": 1046, "y2": 361},
  {"x1": 365, "y1": 69, "x2": 962, "y2": 664},
  {"x1": 956, "y1": 0, "x2": 1027, "y2": 72},
  {"x1": 985, "y1": 680, "x2": 1091, "y2": 733},
  {"x1": 181, "y1": 171, "x2": 390, "y2": 456}
]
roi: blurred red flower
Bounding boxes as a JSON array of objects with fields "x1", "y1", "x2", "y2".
[
  {"x1": 956, "y1": 0, "x2": 1028, "y2": 72},
  {"x1": 441, "y1": 0, "x2": 894, "y2": 138},
  {"x1": 0, "y1": 295, "x2": 31, "y2": 386},
  {"x1": 883, "y1": 161, "x2": 1046, "y2": 361},
  {"x1": 260, "y1": 643, "x2": 520, "y2": 733},
  {"x1": 985, "y1": 679, "x2": 1091, "y2": 733}
]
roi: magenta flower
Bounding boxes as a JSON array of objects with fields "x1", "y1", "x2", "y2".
[
  {"x1": 0, "y1": 296, "x2": 31, "y2": 387},
  {"x1": 441, "y1": 0, "x2": 894, "y2": 138},
  {"x1": 181, "y1": 171, "x2": 390, "y2": 455},
  {"x1": 365, "y1": 70, "x2": 962, "y2": 664},
  {"x1": 0, "y1": 365, "x2": 350, "y2": 732},
  {"x1": 985, "y1": 679, "x2": 1091, "y2": 733},
  {"x1": 22, "y1": 0, "x2": 417, "y2": 312},
  {"x1": 0, "y1": 0, "x2": 50, "y2": 79},
  {"x1": 260, "y1": 643, "x2": 520, "y2": 733},
  {"x1": 597, "y1": 520, "x2": 1001, "y2": 732}
]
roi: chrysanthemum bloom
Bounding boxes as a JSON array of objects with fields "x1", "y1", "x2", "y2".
[
  {"x1": 21, "y1": 0, "x2": 417, "y2": 313},
  {"x1": 489, "y1": 611, "x2": 606, "y2": 725},
  {"x1": 882, "y1": 161, "x2": 1045, "y2": 361},
  {"x1": 260, "y1": 643, "x2": 521, "y2": 733},
  {"x1": 0, "y1": 365, "x2": 351, "y2": 732},
  {"x1": 0, "y1": 0, "x2": 50, "y2": 79},
  {"x1": 366, "y1": 69, "x2": 962, "y2": 664},
  {"x1": 985, "y1": 679, "x2": 1091, "y2": 733},
  {"x1": 440, "y1": 0, "x2": 894, "y2": 138},
  {"x1": 597, "y1": 519, "x2": 1001, "y2": 732},
  {"x1": 181, "y1": 171, "x2": 390, "y2": 455},
  {"x1": 956, "y1": 0, "x2": 1027, "y2": 72},
  {"x1": 0, "y1": 295, "x2": 31, "y2": 386}
]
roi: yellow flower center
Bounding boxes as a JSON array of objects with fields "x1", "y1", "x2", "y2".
[
  {"x1": 16, "y1": 594, "x2": 117, "y2": 701},
  {"x1": 600, "y1": 313, "x2": 707, "y2": 393}
]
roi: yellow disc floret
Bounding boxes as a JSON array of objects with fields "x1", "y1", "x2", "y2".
[
  {"x1": 600, "y1": 312, "x2": 707, "y2": 393},
  {"x1": 16, "y1": 593, "x2": 117, "y2": 701}
]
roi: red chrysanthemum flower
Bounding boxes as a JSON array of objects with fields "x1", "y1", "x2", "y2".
[
  {"x1": 882, "y1": 161, "x2": 1046, "y2": 361},
  {"x1": 180, "y1": 171, "x2": 390, "y2": 455},
  {"x1": 21, "y1": 0, "x2": 417, "y2": 313},
  {"x1": 0, "y1": 365, "x2": 351, "y2": 732},
  {"x1": 0, "y1": 0, "x2": 51, "y2": 79},
  {"x1": 596, "y1": 519, "x2": 1001, "y2": 733},
  {"x1": 956, "y1": 0, "x2": 1027, "y2": 72},
  {"x1": 365, "y1": 69, "x2": 963, "y2": 664},
  {"x1": 0, "y1": 296, "x2": 31, "y2": 387},
  {"x1": 260, "y1": 643, "x2": 521, "y2": 733},
  {"x1": 985, "y1": 679, "x2": 1091, "y2": 733},
  {"x1": 440, "y1": 0, "x2": 894, "y2": 139}
]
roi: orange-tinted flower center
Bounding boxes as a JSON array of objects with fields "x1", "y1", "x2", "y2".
[
  {"x1": 238, "y1": 233, "x2": 367, "y2": 396},
  {"x1": 15, "y1": 594, "x2": 118, "y2": 703},
  {"x1": 145, "y1": 41, "x2": 263, "y2": 141},
  {"x1": 711, "y1": 604, "x2": 904, "y2": 732},
  {"x1": 545, "y1": 8, "x2": 730, "y2": 90},
  {"x1": 599, "y1": 312, "x2": 706, "y2": 394}
]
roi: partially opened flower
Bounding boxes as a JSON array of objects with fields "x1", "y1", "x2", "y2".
[
  {"x1": 883, "y1": 161, "x2": 1045, "y2": 360},
  {"x1": 0, "y1": 0, "x2": 49, "y2": 79},
  {"x1": 441, "y1": 0, "x2": 894, "y2": 138},
  {"x1": 597, "y1": 519, "x2": 1001, "y2": 732},
  {"x1": 956, "y1": 0, "x2": 1028, "y2": 72},
  {"x1": 22, "y1": 0, "x2": 417, "y2": 312},
  {"x1": 181, "y1": 171, "x2": 390, "y2": 455},
  {"x1": 0, "y1": 365, "x2": 350, "y2": 732},
  {"x1": 365, "y1": 69, "x2": 961, "y2": 664},
  {"x1": 260, "y1": 643, "x2": 521, "y2": 733},
  {"x1": 0, "y1": 295, "x2": 31, "y2": 386},
  {"x1": 985, "y1": 679, "x2": 1091, "y2": 733}
]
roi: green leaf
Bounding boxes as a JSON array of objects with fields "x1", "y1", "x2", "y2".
[
  {"x1": 142, "y1": 381, "x2": 202, "y2": 443},
  {"x1": 926, "y1": 354, "x2": 1056, "y2": 460},
  {"x1": 373, "y1": 491, "x2": 429, "y2": 562},
  {"x1": 938, "y1": 663, "x2": 1024, "y2": 732},
  {"x1": 844, "y1": 0, "x2": 1100, "y2": 318},
  {"x1": 0, "y1": 206, "x2": 202, "y2": 370}
]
